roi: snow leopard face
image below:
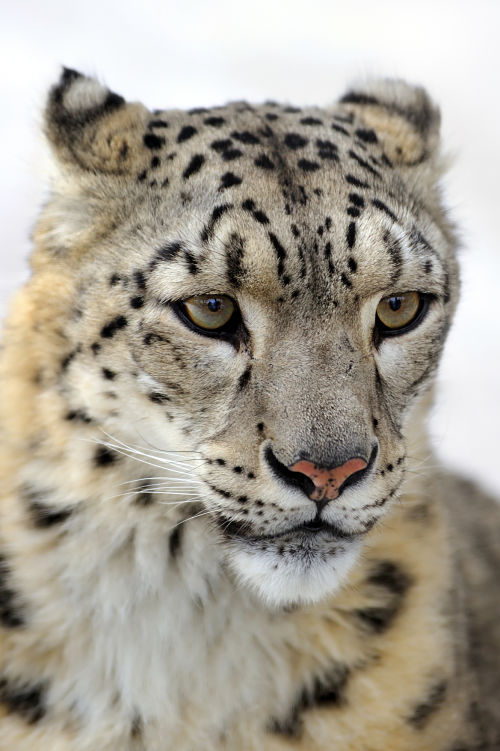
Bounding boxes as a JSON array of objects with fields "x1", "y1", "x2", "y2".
[{"x1": 34, "y1": 69, "x2": 457, "y2": 606}]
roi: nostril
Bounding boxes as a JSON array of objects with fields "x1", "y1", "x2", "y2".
[{"x1": 264, "y1": 445, "x2": 316, "y2": 498}]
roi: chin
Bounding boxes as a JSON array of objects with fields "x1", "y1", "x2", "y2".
[{"x1": 227, "y1": 533, "x2": 363, "y2": 609}]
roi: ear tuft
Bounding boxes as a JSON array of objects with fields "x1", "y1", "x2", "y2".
[
  {"x1": 45, "y1": 68, "x2": 148, "y2": 174},
  {"x1": 338, "y1": 79, "x2": 441, "y2": 166}
]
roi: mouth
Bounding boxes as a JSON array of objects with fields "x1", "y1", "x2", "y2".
[{"x1": 217, "y1": 515, "x2": 357, "y2": 543}]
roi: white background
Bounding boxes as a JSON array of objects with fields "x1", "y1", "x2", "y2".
[{"x1": 1, "y1": 0, "x2": 499, "y2": 495}]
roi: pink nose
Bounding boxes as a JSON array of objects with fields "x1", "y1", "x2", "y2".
[{"x1": 288, "y1": 457, "x2": 368, "y2": 501}]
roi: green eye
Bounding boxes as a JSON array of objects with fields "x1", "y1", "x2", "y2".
[
  {"x1": 182, "y1": 295, "x2": 236, "y2": 331},
  {"x1": 376, "y1": 292, "x2": 425, "y2": 334}
]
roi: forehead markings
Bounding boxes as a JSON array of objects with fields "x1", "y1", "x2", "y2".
[{"x1": 139, "y1": 107, "x2": 442, "y2": 302}]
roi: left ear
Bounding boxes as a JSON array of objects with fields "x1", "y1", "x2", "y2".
[
  {"x1": 337, "y1": 79, "x2": 441, "y2": 168},
  {"x1": 44, "y1": 67, "x2": 150, "y2": 175}
]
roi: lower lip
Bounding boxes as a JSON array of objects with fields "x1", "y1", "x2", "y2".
[{"x1": 269, "y1": 521, "x2": 354, "y2": 541}]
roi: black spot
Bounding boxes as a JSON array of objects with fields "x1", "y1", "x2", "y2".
[
  {"x1": 220, "y1": 148, "x2": 242, "y2": 161},
  {"x1": 216, "y1": 458, "x2": 226, "y2": 466},
  {"x1": 233, "y1": 466, "x2": 243, "y2": 474},
  {"x1": 284, "y1": 133, "x2": 308, "y2": 150},
  {"x1": 129, "y1": 295, "x2": 144, "y2": 309},
  {"x1": 211, "y1": 138, "x2": 232, "y2": 152},
  {"x1": 177, "y1": 125, "x2": 197, "y2": 143},
  {"x1": 355, "y1": 560, "x2": 412, "y2": 634},
  {"x1": 424, "y1": 260, "x2": 433, "y2": 273},
  {"x1": 109, "y1": 273, "x2": 121, "y2": 286},
  {"x1": 204, "y1": 116, "x2": 225, "y2": 127},
  {"x1": 169, "y1": 526, "x2": 183, "y2": 559},
  {"x1": 137, "y1": 170, "x2": 147, "y2": 182},
  {"x1": 100, "y1": 315, "x2": 128, "y2": 339},
  {"x1": 349, "y1": 150, "x2": 381, "y2": 178},
  {"x1": 237, "y1": 495, "x2": 248, "y2": 504},
  {"x1": 238, "y1": 366, "x2": 252, "y2": 391},
  {"x1": 220, "y1": 172, "x2": 242, "y2": 189},
  {"x1": 149, "y1": 119, "x2": 168, "y2": 128},
  {"x1": 61, "y1": 349, "x2": 78, "y2": 371},
  {"x1": 265, "y1": 113, "x2": 279, "y2": 121},
  {"x1": 345, "y1": 174, "x2": 369, "y2": 189},
  {"x1": 155, "y1": 241, "x2": 182, "y2": 263},
  {"x1": 143, "y1": 332, "x2": 169, "y2": 346},
  {"x1": 184, "y1": 251, "x2": 198, "y2": 274},
  {"x1": 257, "y1": 422, "x2": 265, "y2": 432},
  {"x1": 269, "y1": 664, "x2": 350, "y2": 738},
  {"x1": 148, "y1": 392, "x2": 170, "y2": 404},
  {"x1": 369, "y1": 560, "x2": 412, "y2": 596},
  {"x1": 347, "y1": 207, "x2": 360, "y2": 217},
  {"x1": 134, "y1": 271, "x2": 146, "y2": 290},
  {"x1": 27, "y1": 497, "x2": 74, "y2": 528},
  {"x1": 253, "y1": 210, "x2": 269, "y2": 224},
  {"x1": 355, "y1": 128, "x2": 378, "y2": 143},
  {"x1": 346, "y1": 222, "x2": 356, "y2": 248},
  {"x1": 341, "y1": 273, "x2": 352, "y2": 289},
  {"x1": 183, "y1": 154, "x2": 205, "y2": 180},
  {"x1": 348, "y1": 257, "x2": 357, "y2": 272},
  {"x1": 94, "y1": 446, "x2": 119, "y2": 467},
  {"x1": 332, "y1": 123, "x2": 349, "y2": 136},
  {"x1": 188, "y1": 106, "x2": 208, "y2": 115},
  {"x1": 300, "y1": 116, "x2": 322, "y2": 125},
  {"x1": 408, "y1": 681, "x2": 448, "y2": 729},
  {"x1": 0, "y1": 554, "x2": 25, "y2": 628},
  {"x1": 372, "y1": 198, "x2": 397, "y2": 222},
  {"x1": 231, "y1": 130, "x2": 260, "y2": 144},
  {"x1": 348, "y1": 193, "x2": 364, "y2": 208},
  {"x1": 297, "y1": 159, "x2": 320, "y2": 172},
  {"x1": 143, "y1": 133, "x2": 165, "y2": 150},
  {"x1": 0, "y1": 676, "x2": 47, "y2": 724},
  {"x1": 254, "y1": 154, "x2": 275, "y2": 170},
  {"x1": 316, "y1": 139, "x2": 338, "y2": 160},
  {"x1": 91, "y1": 342, "x2": 101, "y2": 355}
]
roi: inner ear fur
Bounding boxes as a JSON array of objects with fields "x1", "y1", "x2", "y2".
[
  {"x1": 338, "y1": 79, "x2": 441, "y2": 167},
  {"x1": 45, "y1": 68, "x2": 150, "y2": 174}
]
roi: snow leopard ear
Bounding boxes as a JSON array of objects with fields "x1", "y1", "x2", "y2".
[
  {"x1": 337, "y1": 79, "x2": 441, "y2": 167},
  {"x1": 44, "y1": 68, "x2": 150, "y2": 174}
]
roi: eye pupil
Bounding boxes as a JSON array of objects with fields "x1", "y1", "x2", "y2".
[
  {"x1": 207, "y1": 298, "x2": 221, "y2": 312},
  {"x1": 389, "y1": 297, "x2": 402, "y2": 311}
]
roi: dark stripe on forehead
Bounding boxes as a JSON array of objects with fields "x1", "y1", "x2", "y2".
[
  {"x1": 372, "y1": 199, "x2": 397, "y2": 222},
  {"x1": 201, "y1": 203, "x2": 233, "y2": 244},
  {"x1": 268, "y1": 233, "x2": 289, "y2": 284},
  {"x1": 225, "y1": 233, "x2": 246, "y2": 288},
  {"x1": 382, "y1": 230, "x2": 403, "y2": 284}
]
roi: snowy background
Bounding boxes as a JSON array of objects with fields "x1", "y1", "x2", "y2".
[{"x1": 1, "y1": 0, "x2": 499, "y2": 495}]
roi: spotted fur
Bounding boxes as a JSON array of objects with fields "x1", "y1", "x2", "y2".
[{"x1": 0, "y1": 68, "x2": 498, "y2": 750}]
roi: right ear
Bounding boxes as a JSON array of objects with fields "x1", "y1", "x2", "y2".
[{"x1": 45, "y1": 68, "x2": 150, "y2": 175}]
